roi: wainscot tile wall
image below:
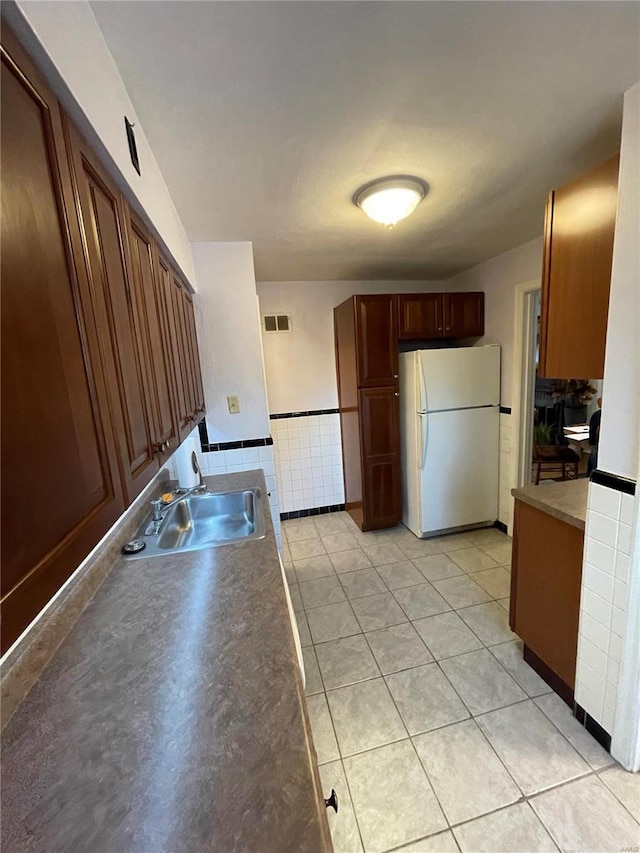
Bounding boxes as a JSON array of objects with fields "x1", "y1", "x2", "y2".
[
  {"x1": 163, "y1": 427, "x2": 282, "y2": 550},
  {"x1": 270, "y1": 412, "x2": 345, "y2": 515},
  {"x1": 575, "y1": 479, "x2": 636, "y2": 736},
  {"x1": 498, "y1": 410, "x2": 513, "y2": 532}
]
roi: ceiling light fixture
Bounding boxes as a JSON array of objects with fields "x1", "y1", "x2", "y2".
[{"x1": 354, "y1": 176, "x2": 427, "y2": 228}]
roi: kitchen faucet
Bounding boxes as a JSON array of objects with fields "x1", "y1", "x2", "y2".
[{"x1": 147, "y1": 452, "x2": 208, "y2": 534}]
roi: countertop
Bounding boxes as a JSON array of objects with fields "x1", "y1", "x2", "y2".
[
  {"x1": 511, "y1": 478, "x2": 589, "y2": 530},
  {"x1": 1, "y1": 470, "x2": 332, "y2": 853}
]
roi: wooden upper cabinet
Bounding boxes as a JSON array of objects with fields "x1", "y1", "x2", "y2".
[
  {"x1": 65, "y1": 120, "x2": 159, "y2": 500},
  {"x1": 443, "y1": 292, "x2": 484, "y2": 338},
  {"x1": 182, "y1": 289, "x2": 205, "y2": 416},
  {"x1": 124, "y1": 210, "x2": 179, "y2": 459},
  {"x1": 539, "y1": 156, "x2": 619, "y2": 379},
  {"x1": 398, "y1": 292, "x2": 484, "y2": 339},
  {"x1": 168, "y1": 270, "x2": 203, "y2": 432},
  {"x1": 398, "y1": 293, "x2": 442, "y2": 339},
  {"x1": 355, "y1": 295, "x2": 399, "y2": 386},
  {"x1": 0, "y1": 32, "x2": 124, "y2": 650}
]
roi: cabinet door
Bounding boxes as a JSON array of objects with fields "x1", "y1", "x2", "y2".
[
  {"x1": 398, "y1": 293, "x2": 443, "y2": 339},
  {"x1": 359, "y1": 388, "x2": 402, "y2": 529},
  {"x1": 125, "y1": 210, "x2": 178, "y2": 459},
  {"x1": 169, "y1": 271, "x2": 198, "y2": 432},
  {"x1": 0, "y1": 34, "x2": 124, "y2": 650},
  {"x1": 510, "y1": 500, "x2": 583, "y2": 693},
  {"x1": 156, "y1": 251, "x2": 189, "y2": 441},
  {"x1": 354, "y1": 295, "x2": 398, "y2": 387},
  {"x1": 539, "y1": 156, "x2": 618, "y2": 379},
  {"x1": 182, "y1": 289, "x2": 206, "y2": 416},
  {"x1": 65, "y1": 120, "x2": 159, "y2": 500},
  {"x1": 443, "y1": 292, "x2": 484, "y2": 337}
]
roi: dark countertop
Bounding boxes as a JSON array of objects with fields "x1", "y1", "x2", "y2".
[
  {"x1": 1, "y1": 470, "x2": 331, "y2": 853},
  {"x1": 511, "y1": 478, "x2": 589, "y2": 531}
]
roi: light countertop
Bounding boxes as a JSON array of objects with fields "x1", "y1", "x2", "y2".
[
  {"x1": 511, "y1": 478, "x2": 589, "y2": 530},
  {"x1": 1, "y1": 470, "x2": 331, "y2": 853}
]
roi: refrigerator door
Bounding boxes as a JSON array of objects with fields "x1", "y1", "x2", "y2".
[
  {"x1": 418, "y1": 345, "x2": 500, "y2": 412},
  {"x1": 419, "y1": 406, "x2": 499, "y2": 534}
]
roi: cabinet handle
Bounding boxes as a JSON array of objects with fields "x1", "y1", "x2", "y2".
[
  {"x1": 324, "y1": 789, "x2": 339, "y2": 813},
  {"x1": 393, "y1": 374, "x2": 399, "y2": 379},
  {"x1": 154, "y1": 442, "x2": 167, "y2": 454},
  {"x1": 394, "y1": 392, "x2": 399, "y2": 397},
  {"x1": 445, "y1": 326, "x2": 452, "y2": 331}
]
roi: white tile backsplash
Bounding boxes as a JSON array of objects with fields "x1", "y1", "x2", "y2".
[
  {"x1": 587, "y1": 483, "x2": 621, "y2": 519},
  {"x1": 575, "y1": 479, "x2": 637, "y2": 737},
  {"x1": 498, "y1": 413, "x2": 514, "y2": 531},
  {"x1": 271, "y1": 413, "x2": 345, "y2": 514}
]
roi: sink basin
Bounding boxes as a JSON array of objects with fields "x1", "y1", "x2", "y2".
[{"x1": 125, "y1": 488, "x2": 266, "y2": 558}]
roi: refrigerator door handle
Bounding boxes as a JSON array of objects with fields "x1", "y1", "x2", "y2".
[
  {"x1": 417, "y1": 352, "x2": 428, "y2": 414},
  {"x1": 418, "y1": 413, "x2": 428, "y2": 469}
]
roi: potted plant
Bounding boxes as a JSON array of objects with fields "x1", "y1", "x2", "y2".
[
  {"x1": 550, "y1": 379, "x2": 597, "y2": 425},
  {"x1": 534, "y1": 421, "x2": 557, "y2": 448}
]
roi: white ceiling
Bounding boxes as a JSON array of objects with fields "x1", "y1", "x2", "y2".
[{"x1": 91, "y1": 1, "x2": 640, "y2": 281}]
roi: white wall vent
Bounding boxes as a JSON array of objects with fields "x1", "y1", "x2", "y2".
[{"x1": 263, "y1": 313, "x2": 292, "y2": 333}]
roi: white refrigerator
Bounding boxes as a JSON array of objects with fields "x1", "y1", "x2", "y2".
[{"x1": 399, "y1": 345, "x2": 500, "y2": 538}]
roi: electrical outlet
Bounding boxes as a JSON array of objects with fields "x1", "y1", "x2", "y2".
[{"x1": 227, "y1": 395, "x2": 240, "y2": 414}]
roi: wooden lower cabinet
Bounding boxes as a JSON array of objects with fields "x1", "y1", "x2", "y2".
[
  {"x1": 359, "y1": 388, "x2": 402, "y2": 529},
  {"x1": 0, "y1": 31, "x2": 125, "y2": 650},
  {"x1": 510, "y1": 500, "x2": 584, "y2": 696}
]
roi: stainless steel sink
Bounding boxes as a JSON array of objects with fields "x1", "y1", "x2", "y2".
[{"x1": 124, "y1": 488, "x2": 266, "y2": 558}]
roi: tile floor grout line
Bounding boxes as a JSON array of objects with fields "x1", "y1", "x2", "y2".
[
  {"x1": 319, "y1": 630, "x2": 522, "y2": 834},
  {"x1": 591, "y1": 768, "x2": 640, "y2": 827},
  {"x1": 299, "y1": 525, "x2": 633, "y2": 848},
  {"x1": 312, "y1": 649, "x2": 613, "y2": 801},
  {"x1": 334, "y1": 754, "x2": 370, "y2": 853}
]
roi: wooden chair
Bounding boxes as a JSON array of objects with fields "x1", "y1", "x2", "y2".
[{"x1": 532, "y1": 442, "x2": 580, "y2": 484}]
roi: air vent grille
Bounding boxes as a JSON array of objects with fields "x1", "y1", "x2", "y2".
[{"x1": 263, "y1": 314, "x2": 292, "y2": 333}]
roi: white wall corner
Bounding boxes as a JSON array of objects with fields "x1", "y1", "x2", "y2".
[{"x1": 192, "y1": 242, "x2": 270, "y2": 444}]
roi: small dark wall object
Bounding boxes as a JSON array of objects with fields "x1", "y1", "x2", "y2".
[{"x1": 125, "y1": 117, "x2": 140, "y2": 175}]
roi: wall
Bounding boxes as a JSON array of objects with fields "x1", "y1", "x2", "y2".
[
  {"x1": 426, "y1": 238, "x2": 543, "y2": 530},
  {"x1": 444, "y1": 237, "x2": 544, "y2": 409},
  {"x1": 7, "y1": 0, "x2": 195, "y2": 283},
  {"x1": 192, "y1": 243, "x2": 270, "y2": 444},
  {"x1": 574, "y1": 81, "x2": 640, "y2": 766},
  {"x1": 256, "y1": 280, "x2": 446, "y2": 413},
  {"x1": 257, "y1": 280, "x2": 453, "y2": 514},
  {"x1": 598, "y1": 82, "x2": 640, "y2": 482}
]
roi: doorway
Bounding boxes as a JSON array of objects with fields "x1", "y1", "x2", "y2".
[{"x1": 511, "y1": 282, "x2": 603, "y2": 506}]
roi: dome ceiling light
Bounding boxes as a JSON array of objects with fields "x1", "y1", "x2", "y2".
[{"x1": 354, "y1": 176, "x2": 427, "y2": 228}]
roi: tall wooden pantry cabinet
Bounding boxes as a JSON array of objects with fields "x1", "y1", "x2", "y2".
[{"x1": 334, "y1": 295, "x2": 403, "y2": 531}]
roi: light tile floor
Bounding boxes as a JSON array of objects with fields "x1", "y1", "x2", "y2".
[{"x1": 282, "y1": 511, "x2": 640, "y2": 853}]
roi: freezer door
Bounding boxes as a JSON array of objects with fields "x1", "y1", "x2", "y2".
[
  {"x1": 420, "y1": 406, "x2": 499, "y2": 534},
  {"x1": 418, "y1": 345, "x2": 500, "y2": 412}
]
